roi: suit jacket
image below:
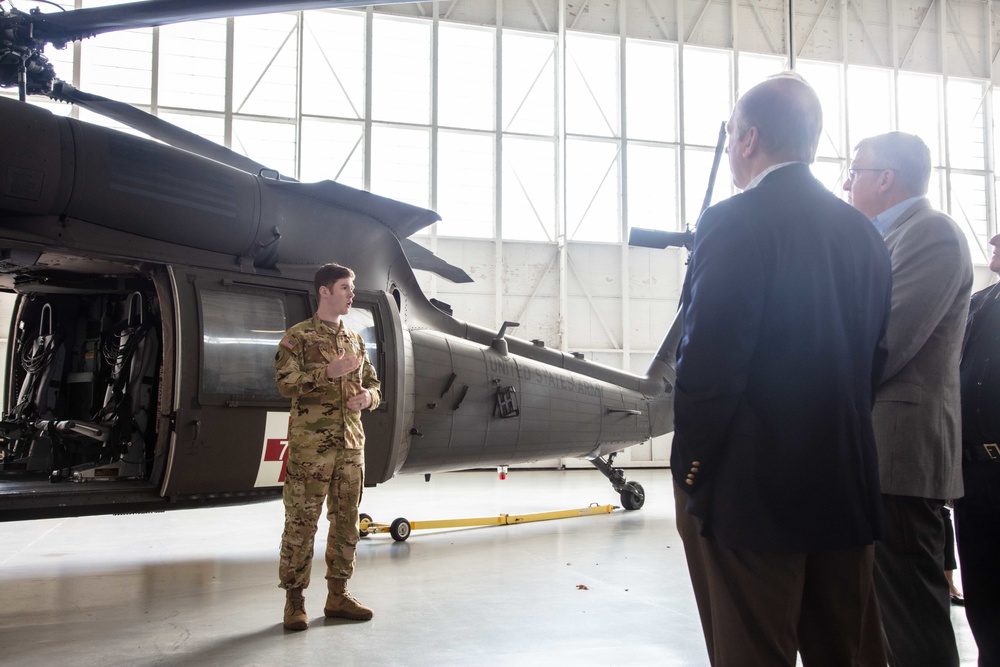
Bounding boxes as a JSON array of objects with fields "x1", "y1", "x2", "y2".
[
  {"x1": 960, "y1": 282, "x2": 1000, "y2": 447},
  {"x1": 873, "y1": 199, "x2": 972, "y2": 500},
  {"x1": 671, "y1": 163, "x2": 892, "y2": 551}
]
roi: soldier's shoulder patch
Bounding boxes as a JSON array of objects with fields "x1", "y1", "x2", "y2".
[{"x1": 280, "y1": 336, "x2": 297, "y2": 350}]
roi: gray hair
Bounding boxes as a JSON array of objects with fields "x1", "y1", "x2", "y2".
[{"x1": 853, "y1": 132, "x2": 931, "y2": 197}]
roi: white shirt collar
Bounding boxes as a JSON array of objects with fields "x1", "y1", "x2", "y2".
[{"x1": 744, "y1": 161, "x2": 802, "y2": 190}]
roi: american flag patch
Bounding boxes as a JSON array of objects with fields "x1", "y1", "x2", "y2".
[{"x1": 280, "y1": 336, "x2": 296, "y2": 350}]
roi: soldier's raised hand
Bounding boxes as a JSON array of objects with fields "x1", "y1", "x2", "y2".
[{"x1": 326, "y1": 348, "x2": 362, "y2": 379}]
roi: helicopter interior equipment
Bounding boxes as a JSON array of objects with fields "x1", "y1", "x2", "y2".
[{"x1": 0, "y1": 0, "x2": 681, "y2": 522}]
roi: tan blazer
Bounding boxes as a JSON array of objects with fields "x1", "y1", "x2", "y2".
[{"x1": 874, "y1": 198, "x2": 972, "y2": 499}]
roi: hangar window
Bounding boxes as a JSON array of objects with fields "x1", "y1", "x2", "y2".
[
  {"x1": 566, "y1": 32, "x2": 619, "y2": 138},
  {"x1": 566, "y1": 138, "x2": 620, "y2": 242},
  {"x1": 372, "y1": 16, "x2": 431, "y2": 125},
  {"x1": 158, "y1": 19, "x2": 227, "y2": 112},
  {"x1": 502, "y1": 31, "x2": 556, "y2": 136},
  {"x1": 626, "y1": 40, "x2": 677, "y2": 143},
  {"x1": 682, "y1": 48, "x2": 732, "y2": 148},
  {"x1": 502, "y1": 136, "x2": 556, "y2": 241},
  {"x1": 439, "y1": 23, "x2": 495, "y2": 131},
  {"x1": 627, "y1": 143, "x2": 678, "y2": 232},
  {"x1": 437, "y1": 130, "x2": 494, "y2": 238},
  {"x1": 233, "y1": 13, "x2": 299, "y2": 118},
  {"x1": 300, "y1": 118, "x2": 365, "y2": 187},
  {"x1": 370, "y1": 124, "x2": 431, "y2": 209},
  {"x1": 200, "y1": 290, "x2": 286, "y2": 399},
  {"x1": 302, "y1": 10, "x2": 366, "y2": 119}
]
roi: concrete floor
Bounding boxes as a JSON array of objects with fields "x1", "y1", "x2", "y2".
[{"x1": 0, "y1": 469, "x2": 979, "y2": 666}]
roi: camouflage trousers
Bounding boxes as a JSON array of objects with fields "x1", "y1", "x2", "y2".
[{"x1": 278, "y1": 448, "x2": 364, "y2": 590}]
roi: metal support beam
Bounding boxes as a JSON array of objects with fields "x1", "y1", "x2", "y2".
[
  {"x1": 685, "y1": 0, "x2": 713, "y2": 43},
  {"x1": 568, "y1": 0, "x2": 591, "y2": 31},
  {"x1": 847, "y1": 0, "x2": 888, "y2": 67},
  {"x1": 796, "y1": 0, "x2": 833, "y2": 60},
  {"x1": 897, "y1": 0, "x2": 936, "y2": 69},
  {"x1": 644, "y1": 0, "x2": 672, "y2": 40},
  {"x1": 747, "y1": 0, "x2": 781, "y2": 54},
  {"x1": 944, "y1": 1, "x2": 982, "y2": 77}
]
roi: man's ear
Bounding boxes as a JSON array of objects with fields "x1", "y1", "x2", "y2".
[
  {"x1": 877, "y1": 169, "x2": 896, "y2": 194},
  {"x1": 741, "y1": 126, "x2": 759, "y2": 158}
]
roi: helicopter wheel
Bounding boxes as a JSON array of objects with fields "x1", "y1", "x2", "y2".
[
  {"x1": 620, "y1": 481, "x2": 645, "y2": 510},
  {"x1": 390, "y1": 517, "x2": 411, "y2": 542},
  {"x1": 359, "y1": 513, "x2": 373, "y2": 539}
]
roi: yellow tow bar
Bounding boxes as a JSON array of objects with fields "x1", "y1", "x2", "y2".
[{"x1": 359, "y1": 503, "x2": 617, "y2": 542}]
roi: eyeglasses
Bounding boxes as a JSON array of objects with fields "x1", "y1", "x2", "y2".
[{"x1": 847, "y1": 167, "x2": 890, "y2": 180}]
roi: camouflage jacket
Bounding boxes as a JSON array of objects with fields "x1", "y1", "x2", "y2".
[{"x1": 274, "y1": 314, "x2": 381, "y2": 458}]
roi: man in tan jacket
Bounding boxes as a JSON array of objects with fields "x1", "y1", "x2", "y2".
[{"x1": 845, "y1": 132, "x2": 972, "y2": 667}]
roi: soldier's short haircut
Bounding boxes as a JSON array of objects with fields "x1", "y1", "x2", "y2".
[
  {"x1": 314, "y1": 263, "x2": 355, "y2": 294},
  {"x1": 854, "y1": 132, "x2": 931, "y2": 197}
]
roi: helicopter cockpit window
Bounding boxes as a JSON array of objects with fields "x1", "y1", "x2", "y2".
[
  {"x1": 342, "y1": 308, "x2": 379, "y2": 372},
  {"x1": 199, "y1": 290, "x2": 285, "y2": 399}
]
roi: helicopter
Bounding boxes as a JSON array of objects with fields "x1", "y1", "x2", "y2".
[{"x1": 0, "y1": 0, "x2": 681, "y2": 522}]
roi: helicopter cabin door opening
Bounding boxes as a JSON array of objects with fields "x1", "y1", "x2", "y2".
[
  {"x1": 0, "y1": 255, "x2": 407, "y2": 521},
  {"x1": 0, "y1": 263, "x2": 168, "y2": 514}
]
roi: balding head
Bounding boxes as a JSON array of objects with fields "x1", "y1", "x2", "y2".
[{"x1": 732, "y1": 72, "x2": 823, "y2": 164}]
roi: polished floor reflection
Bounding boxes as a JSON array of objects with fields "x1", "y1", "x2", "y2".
[{"x1": 0, "y1": 469, "x2": 979, "y2": 666}]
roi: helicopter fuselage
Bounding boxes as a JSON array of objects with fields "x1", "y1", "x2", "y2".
[{"x1": 0, "y1": 96, "x2": 677, "y2": 521}]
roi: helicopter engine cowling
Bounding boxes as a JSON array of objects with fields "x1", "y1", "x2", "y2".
[{"x1": 0, "y1": 96, "x2": 262, "y2": 257}]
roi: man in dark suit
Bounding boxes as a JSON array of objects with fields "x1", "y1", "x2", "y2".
[
  {"x1": 672, "y1": 73, "x2": 892, "y2": 666},
  {"x1": 955, "y1": 233, "x2": 1000, "y2": 666},
  {"x1": 844, "y1": 132, "x2": 972, "y2": 667}
]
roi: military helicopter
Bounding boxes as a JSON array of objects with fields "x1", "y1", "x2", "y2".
[{"x1": 0, "y1": 0, "x2": 681, "y2": 522}]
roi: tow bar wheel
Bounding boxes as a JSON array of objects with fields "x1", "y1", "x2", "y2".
[
  {"x1": 390, "y1": 517, "x2": 411, "y2": 542},
  {"x1": 359, "y1": 513, "x2": 373, "y2": 539}
]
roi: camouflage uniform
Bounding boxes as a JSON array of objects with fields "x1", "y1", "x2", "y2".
[{"x1": 274, "y1": 314, "x2": 381, "y2": 590}]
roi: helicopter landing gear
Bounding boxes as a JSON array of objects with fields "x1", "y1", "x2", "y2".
[
  {"x1": 619, "y1": 481, "x2": 645, "y2": 510},
  {"x1": 590, "y1": 452, "x2": 645, "y2": 510}
]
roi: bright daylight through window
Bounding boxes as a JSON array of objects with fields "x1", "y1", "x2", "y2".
[{"x1": 17, "y1": 1, "x2": 991, "y2": 264}]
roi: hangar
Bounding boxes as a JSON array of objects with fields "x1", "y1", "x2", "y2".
[{"x1": 0, "y1": 0, "x2": 989, "y2": 664}]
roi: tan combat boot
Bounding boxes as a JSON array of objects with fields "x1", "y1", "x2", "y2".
[
  {"x1": 283, "y1": 587, "x2": 308, "y2": 631},
  {"x1": 324, "y1": 577, "x2": 373, "y2": 621}
]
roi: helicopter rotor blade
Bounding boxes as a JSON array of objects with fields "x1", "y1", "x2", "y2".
[
  {"x1": 627, "y1": 228, "x2": 694, "y2": 250},
  {"x1": 49, "y1": 81, "x2": 282, "y2": 177},
  {"x1": 31, "y1": 0, "x2": 425, "y2": 47},
  {"x1": 700, "y1": 121, "x2": 727, "y2": 217}
]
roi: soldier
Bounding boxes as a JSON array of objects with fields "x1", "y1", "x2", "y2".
[{"x1": 274, "y1": 263, "x2": 382, "y2": 631}]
